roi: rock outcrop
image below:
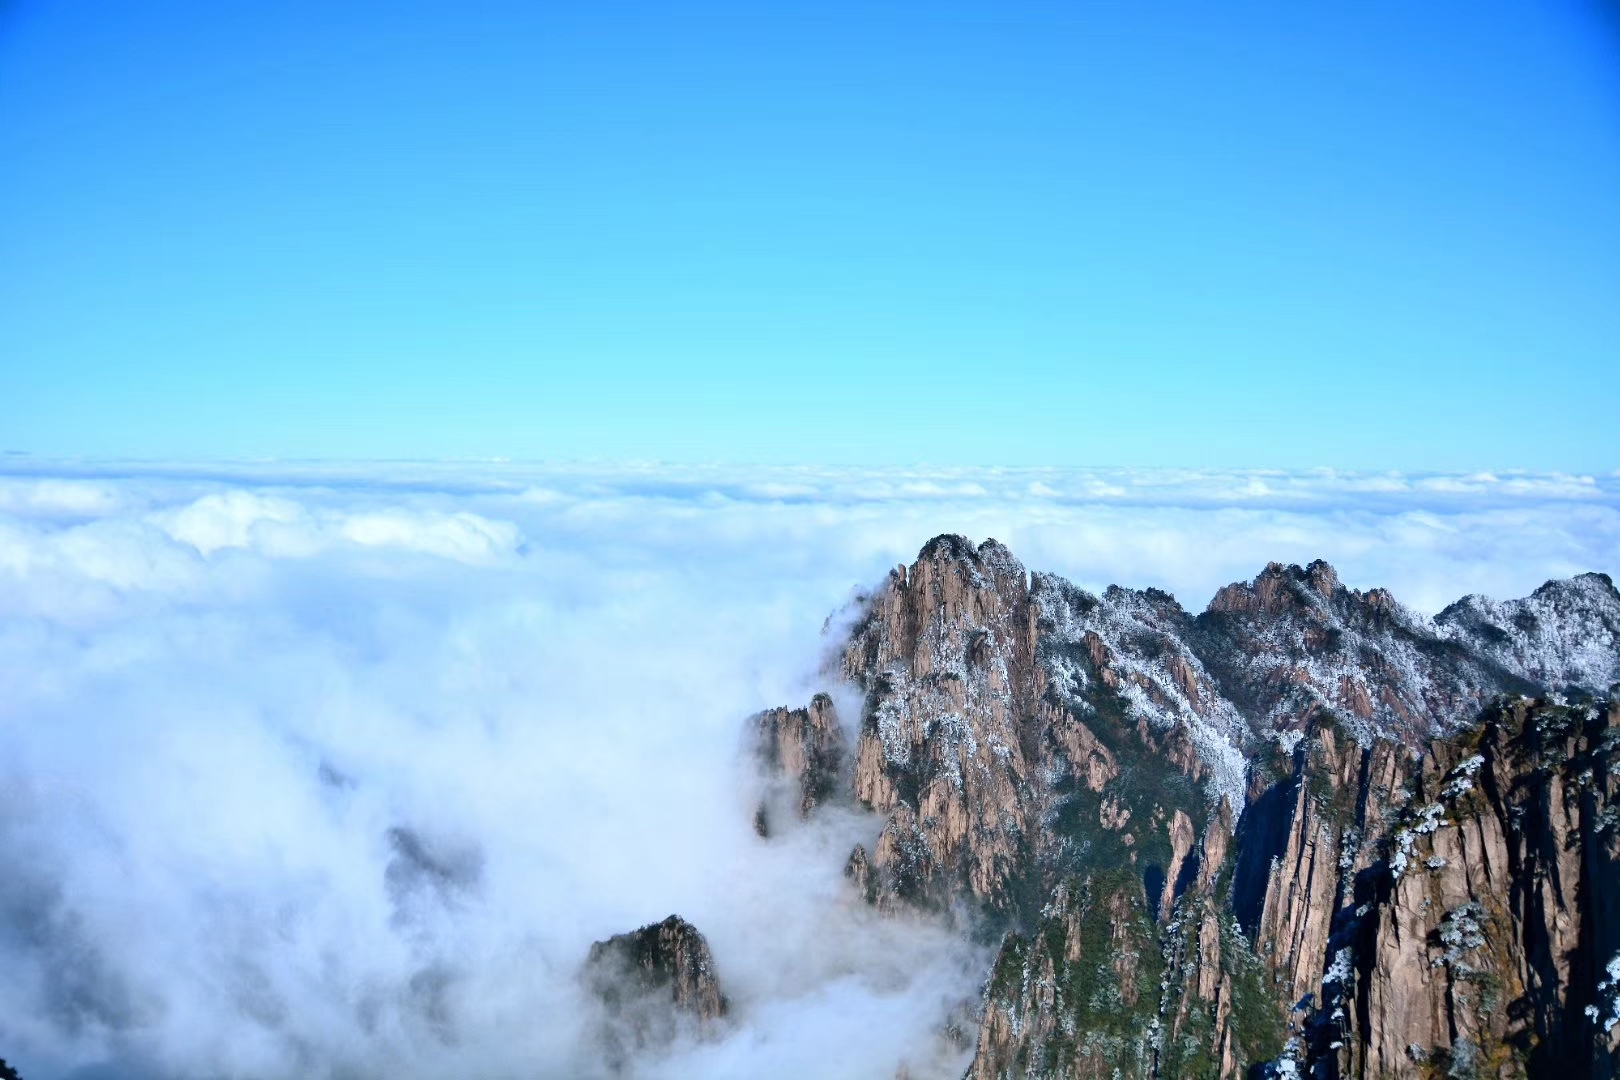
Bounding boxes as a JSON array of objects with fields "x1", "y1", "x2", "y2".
[
  {"x1": 583, "y1": 915, "x2": 728, "y2": 1067},
  {"x1": 751, "y1": 693, "x2": 846, "y2": 836},
  {"x1": 961, "y1": 710, "x2": 1620, "y2": 1077},
  {"x1": 840, "y1": 535, "x2": 1041, "y2": 915}
]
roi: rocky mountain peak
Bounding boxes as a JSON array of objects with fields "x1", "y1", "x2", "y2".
[
  {"x1": 1206, "y1": 559, "x2": 1361, "y2": 618},
  {"x1": 1436, "y1": 570, "x2": 1620, "y2": 694},
  {"x1": 914, "y1": 533, "x2": 1023, "y2": 574},
  {"x1": 1195, "y1": 559, "x2": 1533, "y2": 748},
  {"x1": 916, "y1": 531, "x2": 983, "y2": 563},
  {"x1": 838, "y1": 533, "x2": 1039, "y2": 913},
  {"x1": 583, "y1": 915, "x2": 729, "y2": 1066},
  {"x1": 584, "y1": 915, "x2": 728, "y2": 1021},
  {"x1": 1305, "y1": 558, "x2": 1341, "y2": 597},
  {"x1": 820, "y1": 539, "x2": 1620, "y2": 921}
]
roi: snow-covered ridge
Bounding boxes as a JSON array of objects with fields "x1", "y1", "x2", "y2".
[
  {"x1": 856, "y1": 537, "x2": 1618, "y2": 815},
  {"x1": 1435, "y1": 572, "x2": 1620, "y2": 693},
  {"x1": 1041, "y1": 554, "x2": 1617, "y2": 761},
  {"x1": 1032, "y1": 572, "x2": 1252, "y2": 809}
]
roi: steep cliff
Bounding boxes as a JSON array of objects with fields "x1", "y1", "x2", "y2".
[
  {"x1": 1010, "y1": 691, "x2": 1620, "y2": 1080},
  {"x1": 1322, "y1": 698, "x2": 1620, "y2": 1078},
  {"x1": 751, "y1": 692, "x2": 847, "y2": 836},
  {"x1": 839, "y1": 535, "x2": 1041, "y2": 916}
]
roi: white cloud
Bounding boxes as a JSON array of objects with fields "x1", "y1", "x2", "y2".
[
  {"x1": 336, "y1": 510, "x2": 521, "y2": 564},
  {"x1": 0, "y1": 478, "x2": 127, "y2": 518},
  {"x1": 0, "y1": 463, "x2": 1615, "y2": 1078},
  {"x1": 154, "y1": 491, "x2": 522, "y2": 566},
  {"x1": 160, "y1": 491, "x2": 311, "y2": 556}
]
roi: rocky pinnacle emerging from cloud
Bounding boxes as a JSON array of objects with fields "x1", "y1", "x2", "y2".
[{"x1": 582, "y1": 915, "x2": 729, "y2": 1070}]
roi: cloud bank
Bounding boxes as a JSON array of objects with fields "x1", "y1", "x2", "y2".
[{"x1": 0, "y1": 463, "x2": 1615, "y2": 1079}]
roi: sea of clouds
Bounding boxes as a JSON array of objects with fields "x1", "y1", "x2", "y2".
[{"x1": 1, "y1": 462, "x2": 1617, "y2": 1079}]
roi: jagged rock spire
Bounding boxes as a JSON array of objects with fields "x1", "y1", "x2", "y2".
[
  {"x1": 583, "y1": 915, "x2": 729, "y2": 1067},
  {"x1": 751, "y1": 692, "x2": 846, "y2": 835}
]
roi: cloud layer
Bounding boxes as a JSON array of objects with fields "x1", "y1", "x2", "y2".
[{"x1": 0, "y1": 463, "x2": 1615, "y2": 1078}]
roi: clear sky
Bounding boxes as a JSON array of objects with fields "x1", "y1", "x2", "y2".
[{"x1": 2, "y1": 0, "x2": 1617, "y2": 467}]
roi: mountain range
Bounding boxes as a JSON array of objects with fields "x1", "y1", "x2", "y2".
[{"x1": 593, "y1": 535, "x2": 1620, "y2": 1079}]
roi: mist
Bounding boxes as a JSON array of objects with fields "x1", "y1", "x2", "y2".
[{"x1": 0, "y1": 463, "x2": 1616, "y2": 1079}]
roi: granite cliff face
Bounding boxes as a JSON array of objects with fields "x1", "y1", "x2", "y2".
[
  {"x1": 751, "y1": 692, "x2": 846, "y2": 837},
  {"x1": 1331, "y1": 698, "x2": 1620, "y2": 1078},
  {"x1": 840, "y1": 535, "x2": 1041, "y2": 916},
  {"x1": 746, "y1": 537, "x2": 1620, "y2": 1079}
]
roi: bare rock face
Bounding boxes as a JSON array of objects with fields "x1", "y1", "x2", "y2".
[
  {"x1": 957, "y1": 698, "x2": 1620, "y2": 1080},
  {"x1": 751, "y1": 693, "x2": 846, "y2": 836},
  {"x1": 841, "y1": 535, "x2": 1040, "y2": 914},
  {"x1": 1320, "y1": 699, "x2": 1620, "y2": 1078},
  {"x1": 1233, "y1": 724, "x2": 1404, "y2": 1013},
  {"x1": 583, "y1": 915, "x2": 728, "y2": 1066},
  {"x1": 835, "y1": 537, "x2": 1223, "y2": 921}
]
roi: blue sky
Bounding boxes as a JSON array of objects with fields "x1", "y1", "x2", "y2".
[{"x1": 2, "y1": 0, "x2": 1617, "y2": 467}]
